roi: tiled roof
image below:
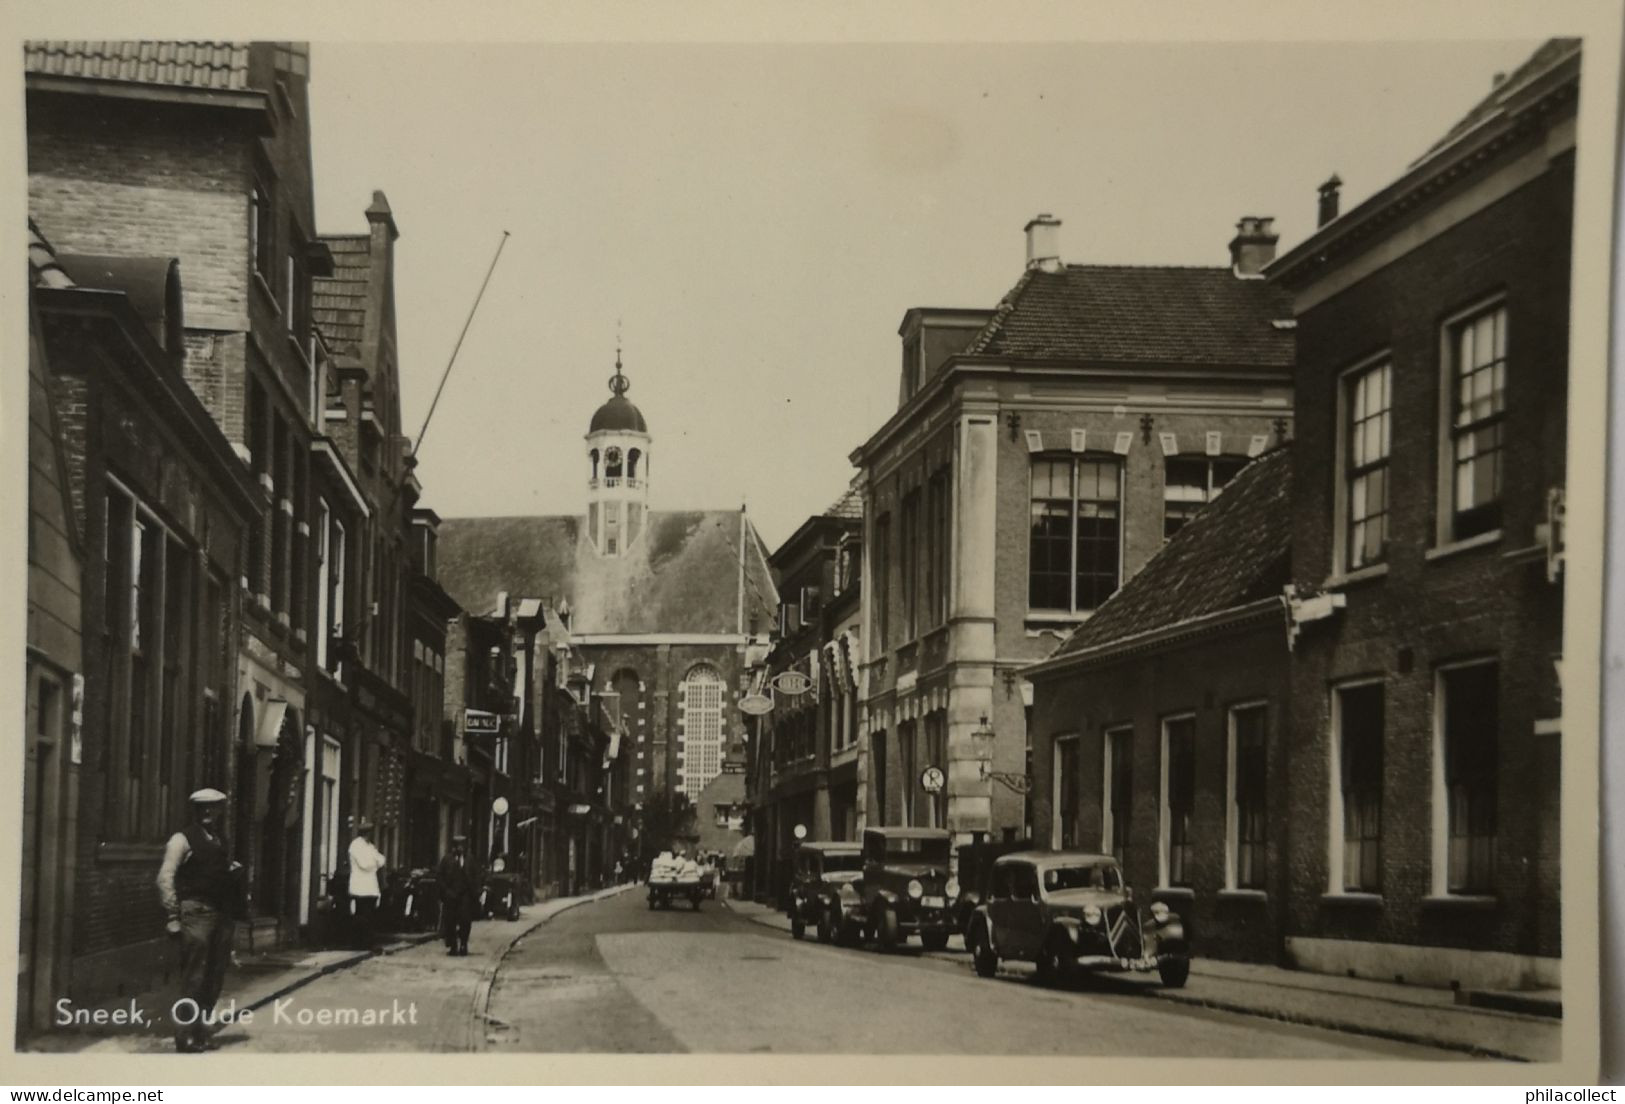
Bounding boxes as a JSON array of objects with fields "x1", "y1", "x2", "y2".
[
  {"x1": 24, "y1": 41, "x2": 251, "y2": 90},
  {"x1": 964, "y1": 265, "x2": 1295, "y2": 369},
  {"x1": 437, "y1": 510, "x2": 779, "y2": 636},
  {"x1": 1049, "y1": 447, "x2": 1291, "y2": 659},
  {"x1": 1415, "y1": 38, "x2": 1581, "y2": 165},
  {"x1": 824, "y1": 483, "x2": 863, "y2": 520},
  {"x1": 27, "y1": 220, "x2": 75, "y2": 289},
  {"x1": 312, "y1": 235, "x2": 370, "y2": 359}
]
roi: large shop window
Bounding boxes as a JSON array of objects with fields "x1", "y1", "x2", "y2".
[
  {"x1": 1229, "y1": 704, "x2": 1267, "y2": 890},
  {"x1": 1441, "y1": 662, "x2": 1499, "y2": 893},
  {"x1": 1335, "y1": 682, "x2": 1385, "y2": 893},
  {"x1": 1029, "y1": 456, "x2": 1122, "y2": 613},
  {"x1": 1164, "y1": 456, "x2": 1249, "y2": 539},
  {"x1": 1446, "y1": 304, "x2": 1508, "y2": 541},
  {"x1": 1343, "y1": 361, "x2": 1393, "y2": 571},
  {"x1": 1161, "y1": 716, "x2": 1196, "y2": 888}
]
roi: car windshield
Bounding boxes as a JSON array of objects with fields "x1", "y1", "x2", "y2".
[
  {"x1": 821, "y1": 853, "x2": 863, "y2": 873},
  {"x1": 883, "y1": 839, "x2": 950, "y2": 863},
  {"x1": 1043, "y1": 863, "x2": 1123, "y2": 892}
]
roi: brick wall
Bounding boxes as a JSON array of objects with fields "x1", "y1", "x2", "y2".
[
  {"x1": 1283, "y1": 154, "x2": 1571, "y2": 962},
  {"x1": 1029, "y1": 618, "x2": 1289, "y2": 964}
]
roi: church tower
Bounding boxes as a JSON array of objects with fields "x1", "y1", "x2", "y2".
[{"x1": 585, "y1": 352, "x2": 650, "y2": 557}]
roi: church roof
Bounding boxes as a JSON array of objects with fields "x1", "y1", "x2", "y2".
[
  {"x1": 589, "y1": 394, "x2": 648, "y2": 434},
  {"x1": 437, "y1": 509, "x2": 778, "y2": 636}
]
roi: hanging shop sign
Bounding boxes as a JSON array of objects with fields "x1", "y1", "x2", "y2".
[
  {"x1": 771, "y1": 670, "x2": 812, "y2": 696},
  {"x1": 739, "y1": 693, "x2": 774, "y2": 716},
  {"x1": 463, "y1": 708, "x2": 501, "y2": 735},
  {"x1": 920, "y1": 765, "x2": 946, "y2": 794}
]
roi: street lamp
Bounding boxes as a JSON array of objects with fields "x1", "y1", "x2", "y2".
[{"x1": 974, "y1": 714, "x2": 1032, "y2": 795}]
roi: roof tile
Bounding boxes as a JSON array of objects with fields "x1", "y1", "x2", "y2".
[{"x1": 25, "y1": 40, "x2": 252, "y2": 91}]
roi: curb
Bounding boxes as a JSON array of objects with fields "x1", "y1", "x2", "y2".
[
  {"x1": 236, "y1": 932, "x2": 439, "y2": 1019},
  {"x1": 471, "y1": 884, "x2": 634, "y2": 1050},
  {"x1": 720, "y1": 898, "x2": 1540, "y2": 1062}
]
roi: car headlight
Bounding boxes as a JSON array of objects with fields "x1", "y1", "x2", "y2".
[
  {"x1": 1082, "y1": 904, "x2": 1102, "y2": 926},
  {"x1": 907, "y1": 879, "x2": 924, "y2": 899},
  {"x1": 945, "y1": 879, "x2": 960, "y2": 899},
  {"x1": 492, "y1": 858, "x2": 505, "y2": 873},
  {"x1": 1150, "y1": 902, "x2": 1171, "y2": 923}
]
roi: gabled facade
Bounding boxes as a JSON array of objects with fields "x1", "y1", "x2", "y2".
[{"x1": 851, "y1": 215, "x2": 1295, "y2": 851}]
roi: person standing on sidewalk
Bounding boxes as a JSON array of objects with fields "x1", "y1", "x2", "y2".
[
  {"x1": 347, "y1": 819, "x2": 386, "y2": 951},
  {"x1": 156, "y1": 788, "x2": 243, "y2": 1053},
  {"x1": 436, "y1": 835, "x2": 478, "y2": 956}
]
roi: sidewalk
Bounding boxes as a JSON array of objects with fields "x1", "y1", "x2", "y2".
[
  {"x1": 25, "y1": 883, "x2": 631, "y2": 1054},
  {"x1": 719, "y1": 896, "x2": 1561, "y2": 1062}
]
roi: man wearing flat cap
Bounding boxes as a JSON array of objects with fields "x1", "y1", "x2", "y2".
[
  {"x1": 347, "y1": 819, "x2": 386, "y2": 950},
  {"x1": 436, "y1": 834, "x2": 478, "y2": 956},
  {"x1": 156, "y1": 788, "x2": 242, "y2": 1052}
]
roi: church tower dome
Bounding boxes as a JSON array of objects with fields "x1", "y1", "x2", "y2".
[{"x1": 585, "y1": 351, "x2": 650, "y2": 557}]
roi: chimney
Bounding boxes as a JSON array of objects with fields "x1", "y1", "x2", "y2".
[
  {"x1": 1024, "y1": 214, "x2": 1063, "y2": 273},
  {"x1": 1228, "y1": 216, "x2": 1278, "y2": 277},
  {"x1": 1317, "y1": 175, "x2": 1343, "y2": 228}
]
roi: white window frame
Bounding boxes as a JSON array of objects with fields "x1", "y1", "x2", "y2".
[
  {"x1": 1158, "y1": 713, "x2": 1196, "y2": 890},
  {"x1": 1051, "y1": 733, "x2": 1080, "y2": 849},
  {"x1": 314, "y1": 498, "x2": 331, "y2": 669},
  {"x1": 1435, "y1": 295, "x2": 1509, "y2": 548},
  {"x1": 1431, "y1": 657, "x2": 1499, "y2": 897},
  {"x1": 1225, "y1": 701, "x2": 1269, "y2": 893},
  {"x1": 1332, "y1": 351, "x2": 1394, "y2": 578},
  {"x1": 1328, "y1": 677, "x2": 1385, "y2": 897},
  {"x1": 1028, "y1": 455, "x2": 1127, "y2": 615}
]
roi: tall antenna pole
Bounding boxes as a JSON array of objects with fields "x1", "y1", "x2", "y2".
[{"x1": 413, "y1": 229, "x2": 510, "y2": 457}]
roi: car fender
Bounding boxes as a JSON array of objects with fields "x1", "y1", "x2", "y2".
[
  {"x1": 1147, "y1": 916, "x2": 1187, "y2": 955},
  {"x1": 968, "y1": 905, "x2": 998, "y2": 954}
]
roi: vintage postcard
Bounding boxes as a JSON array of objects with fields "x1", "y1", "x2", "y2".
[{"x1": 2, "y1": 0, "x2": 1619, "y2": 1087}]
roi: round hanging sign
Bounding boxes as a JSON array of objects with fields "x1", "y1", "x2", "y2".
[
  {"x1": 739, "y1": 693, "x2": 774, "y2": 716},
  {"x1": 920, "y1": 765, "x2": 946, "y2": 794},
  {"x1": 771, "y1": 670, "x2": 812, "y2": 696}
]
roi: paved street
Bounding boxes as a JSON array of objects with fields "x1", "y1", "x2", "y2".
[{"x1": 131, "y1": 888, "x2": 1466, "y2": 1057}]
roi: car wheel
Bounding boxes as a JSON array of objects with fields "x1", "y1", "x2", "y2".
[
  {"x1": 791, "y1": 917, "x2": 806, "y2": 940},
  {"x1": 920, "y1": 930, "x2": 950, "y2": 952},
  {"x1": 1158, "y1": 956, "x2": 1190, "y2": 989},
  {"x1": 971, "y1": 928, "x2": 999, "y2": 979},
  {"x1": 1035, "y1": 938, "x2": 1074, "y2": 988},
  {"x1": 816, "y1": 910, "x2": 834, "y2": 944},
  {"x1": 876, "y1": 907, "x2": 900, "y2": 952}
]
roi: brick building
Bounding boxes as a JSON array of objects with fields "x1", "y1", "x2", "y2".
[
  {"x1": 851, "y1": 216, "x2": 1295, "y2": 850},
  {"x1": 436, "y1": 360, "x2": 778, "y2": 888},
  {"x1": 25, "y1": 222, "x2": 258, "y2": 1009},
  {"x1": 750, "y1": 488, "x2": 863, "y2": 902},
  {"x1": 26, "y1": 42, "x2": 335, "y2": 947},
  {"x1": 1025, "y1": 448, "x2": 1292, "y2": 964},
  {"x1": 1265, "y1": 40, "x2": 1574, "y2": 990}
]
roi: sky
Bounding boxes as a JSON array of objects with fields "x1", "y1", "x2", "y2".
[{"x1": 307, "y1": 38, "x2": 1543, "y2": 549}]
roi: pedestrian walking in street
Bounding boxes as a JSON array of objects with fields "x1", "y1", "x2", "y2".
[
  {"x1": 155, "y1": 788, "x2": 243, "y2": 1053},
  {"x1": 437, "y1": 834, "x2": 478, "y2": 956},
  {"x1": 347, "y1": 819, "x2": 386, "y2": 951}
]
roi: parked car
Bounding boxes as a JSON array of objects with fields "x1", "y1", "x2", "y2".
[
  {"x1": 785, "y1": 841, "x2": 865, "y2": 944},
  {"x1": 951, "y1": 837, "x2": 1034, "y2": 938},
  {"x1": 965, "y1": 852, "x2": 1189, "y2": 988},
  {"x1": 860, "y1": 827, "x2": 957, "y2": 952}
]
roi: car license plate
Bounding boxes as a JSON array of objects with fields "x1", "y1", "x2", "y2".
[{"x1": 921, "y1": 895, "x2": 945, "y2": 909}]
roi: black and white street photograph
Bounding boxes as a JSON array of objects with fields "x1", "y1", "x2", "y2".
[{"x1": 6, "y1": 2, "x2": 1622, "y2": 1086}]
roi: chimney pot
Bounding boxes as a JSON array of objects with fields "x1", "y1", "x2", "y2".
[
  {"x1": 1228, "y1": 214, "x2": 1279, "y2": 277},
  {"x1": 1317, "y1": 174, "x2": 1343, "y2": 228},
  {"x1": 1024, "y1": 214, "x2": 1063, "y2": 273}
]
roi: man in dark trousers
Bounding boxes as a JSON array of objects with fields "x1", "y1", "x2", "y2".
[
  {"x1": 156, "y1": 788, "x2": 243, "y2": 1053},
  {"x1": 437, "y1": 834, "x2": 478, "y2": 956}
]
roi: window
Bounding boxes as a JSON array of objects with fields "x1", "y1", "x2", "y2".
[
  {"x1": 1164, "y1": 457, "x2": 1248, "y2": 539},
  {"x1": 315, "y1": 500, "x2": 331, "y2": 668},
  {"x1": 900, "y1": 489, "x2": 920, "y2": 639},
  {"x1": 872, "y1": 730, "x2": 888, "y2": 825},
  {"x1": 1161, "y1": 716, "x2": 1195, "y2": 888},
  {"x1": 1446, "y1": 304, "x2": 1507, "y2": 540},
  {"x1": 285, "y1": 252, "x2": 297, "y2": 330},
  {"x1": 1229, "y1": 704, "x2": 1267, "y2": 890},
  {"x1": 320, "y1": 737, "x2": 342, "y2": 881},
  {"x1": 605, "y1": 447, "x2": 623, "y2": 482},
  {"x1": 1029, "y1": 457, "x2": 1121, "y2": 612},
  {"x1": 1103, "y1": 726, "x2": 1132, "y2": 863},
  {"x1": 898, "y1": 720, "x2": 916, "y2": 825},
  {"x1": 924, "y1": 468, "x2": 950, "y2": 628},
  {"x1": 924, "y1": 713, "x2": 946, "y2": 828},
  {"x1": 250, "y1": 180, "x2": 274, "y2": 283},
  {"x1": 329, "y1": 517, "x2": 347, "y2": 674},
  {"x1": 1334, "y1": 682, "x2": 1384, "y2": 892},
  {"x1": 681, "y1": 665, "x2": 724, "y2": 799},
  {"x1": 1439, "y1": 662, "x2": 1498, "y2": 893},
  {"x1": 873, "y1": 513, "x2": 891, "y2": 650},
  {"x1": 1053, "y1": 735, "x2": 1080, "y2": 848},
  {"x1": 246, "y1": 378, "x2": 268, "y2": 594},
  {"x1": 1344, "y1": 361, "x2": 1392, "y2": 570}
]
